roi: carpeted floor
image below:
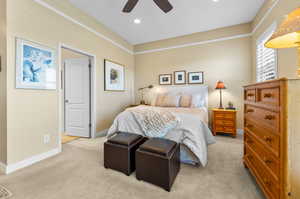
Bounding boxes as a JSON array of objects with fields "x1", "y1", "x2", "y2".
[{"x1": 0, "y1": 135, "x2": 265, "y2": 199}]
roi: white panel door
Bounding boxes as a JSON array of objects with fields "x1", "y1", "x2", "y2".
[{"x1": 65, "y1": 58, "x2": 90, "y2": 137}]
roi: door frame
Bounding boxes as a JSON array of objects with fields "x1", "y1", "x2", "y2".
[{"x1": 58, "y1": 43, "x2": 97, "y2": 150}]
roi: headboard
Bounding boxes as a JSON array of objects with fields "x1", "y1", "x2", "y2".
[{"x1": 145, "y1": 85, "x2": 209, "y2": 108}]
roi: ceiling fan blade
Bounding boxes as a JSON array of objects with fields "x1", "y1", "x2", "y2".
[
  {"x1": 122, "y1": 0, "x2": 139, "y2": 13},
  {"x1": 153, "y1": 0, "x2": 173, "y2": 13}
]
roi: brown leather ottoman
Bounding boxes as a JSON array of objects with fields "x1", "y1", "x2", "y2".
[
  {"x1": 104, "y1": 132, "x2": 146, "y2": 176},
  {"x1": 135, "y1": 138, "x2": 180, "y2": 192}
]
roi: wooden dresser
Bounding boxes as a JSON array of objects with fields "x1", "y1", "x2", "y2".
[
  {"x1": 212, "y1": 109, "x2": 237, "y2": 137},
  {"x1": 243, "y1": 78, "x2": 300, "y2": 199}
]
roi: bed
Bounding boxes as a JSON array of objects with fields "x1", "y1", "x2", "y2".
[{"x1": 107, "y1": 85, "x2": 216, "y2": 167}]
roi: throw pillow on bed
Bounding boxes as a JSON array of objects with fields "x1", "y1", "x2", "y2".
[
  {"x1": 179, "y1": 95, "x2": 192, "y2": 107},
  {"x1": 161, "y1": 95, "x2": 181, "y2": 107},
  {"x1": 155, "y1": 94, "x2": 166, "y2": 106}
]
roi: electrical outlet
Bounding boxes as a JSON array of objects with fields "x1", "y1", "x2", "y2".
[{"x1": 44, "y1": 134, "x2": 50, "y2": 144}]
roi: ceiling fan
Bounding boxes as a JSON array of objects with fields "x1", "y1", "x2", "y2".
[{"x1": 122, "y1": 0, "x2": 173, "y2": 13}]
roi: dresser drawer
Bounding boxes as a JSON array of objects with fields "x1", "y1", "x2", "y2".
[
  {"x1": 245, "y1": 119, "x2": 280, "y2": 157},
  {"x1": 245, "y1": 147, "x2": 280, "y2": 199},
  {"x1": 257, "y1": 87, "x2": 280, "y2": 107},
  {"x1": 245, "y1": 133, "x2": 280, "y2": 180},
  {"x1": 215, "y1": 126, "x2": 224, "y2": 132},
  {"x1": 245, "y1": 105, "x2": 279, "y2": 134},
  {"x1": 245, "y1": 89, "x2": 256, "y2": 102}
]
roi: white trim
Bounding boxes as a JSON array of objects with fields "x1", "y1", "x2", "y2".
[
  {"x1": 251, "y1": 0, "x2": 280, "y2": 35},
  {"x1": 33, "y1": 0, "x2": 279, "y2": 55},
  {"x1": 33, "y1": 0, "x2": 134, "y2": 55},
  {"x1": 134, "y1": 0, "x2": 280, "y2": 55},
  {"x1": 237, "y1": 129, "x2": 244, "y2": 135},
  {"x1": 58, "y1": 43, "x2": 97, "y2": 144},
  {"x1": 0, "y1": 162, "x2": 6, "y2": 174},
  {"x1": 135, "y1": 33, "x2": 252, "y2": 55},
  {"x1": 95, "y1": 129, "x2": 108, "y2": 137},
  {"x1": 4, "y1": 148, "x2": 61, "y2": 174}
]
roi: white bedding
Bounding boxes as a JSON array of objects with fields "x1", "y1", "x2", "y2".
[{"x1": 107, "y1": 105, "x2": 216, "y2": 166}]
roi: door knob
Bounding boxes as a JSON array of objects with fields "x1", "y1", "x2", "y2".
[{"x1": 65, "y1": 100, "x2": 69, "y2": 103}]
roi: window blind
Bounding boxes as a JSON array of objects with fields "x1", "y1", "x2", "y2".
[{"x1": 256, "y1": 23, "x2": 277, "y2": 82}]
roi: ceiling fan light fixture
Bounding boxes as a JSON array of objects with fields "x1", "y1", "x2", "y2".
[{"x1": 134, "y1": 18, "x2": 141, "y2": 24}]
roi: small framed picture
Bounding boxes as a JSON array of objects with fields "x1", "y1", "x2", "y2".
[
  {"x1": 159, "y1": 74, "x2": 172, "y2": 85},
  {"x1": 188, "y1": 72, "x2": 204, "y2": 84},
  {"x1": 104, "y1": 59, "x2": 125, "y2": 91},
  {"x1": 174, "y1": 70, "x2": 186, "y2": 85}
]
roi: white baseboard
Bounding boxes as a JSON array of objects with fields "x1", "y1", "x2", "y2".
[
  {"x1": 3, "y1": 148, "x2": 61, "y2": 174},
  {"x1": 0, "y1": 162, "x2": 6, "y2": 174},
  {"x1": 237, "y1": 129, "x2": 244, "y2": 135},
  {"x1": 95, "y1": 129, "x2": 108, "y2": 138}
]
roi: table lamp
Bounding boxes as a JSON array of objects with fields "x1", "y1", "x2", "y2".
[
  {"x1": 138, "y1": 85, "x2": 153, "y2": 104},
  {"x1": 215, "y1": 81, "x2": 226, "y2": 109},
  {"x1": 265, "y1": 7, "x2": 300, "y2": 76}
]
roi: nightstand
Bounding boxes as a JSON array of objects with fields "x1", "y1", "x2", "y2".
[{"x1": 212, "y1": 109, "x2": 237, "y2": 138}]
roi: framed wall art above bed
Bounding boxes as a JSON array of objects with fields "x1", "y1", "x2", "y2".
[
  {"x1": 188, "y1": 72, "x2": 204, "y2": 84},
  {"x1": 104, "y1": 59, "x2": 125, "y2": 91},
  {"x1": 174, "y1": 70, "x2": 186, "y2": 85},
  {"x1": 159, "y1": 74, "x2": 172, "y2": 85}
]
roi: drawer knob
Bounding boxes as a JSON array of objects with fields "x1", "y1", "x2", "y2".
[
  {"x1": 264, "y1": 158, "x2": 273, "y2": 164},
  {"x1": 264, "y1": 93, "x2": 273, "y2": 98},
  {"x1": 247, "y1": 140, "x2": 254, "y2": 144},
  {"x1": 264, "y1": 178, "x2": 272, "y2": 186},
  {"x1": 264, "y1": 136, "x2": 273, "y2": 142},
  {"x1": 264, "y1": 115, "x2": 275, "y2": 120},
  {"x1": 246, "y1": 109, "x2": 254, "y2": 113}
]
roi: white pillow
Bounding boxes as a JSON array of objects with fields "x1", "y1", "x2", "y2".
[
  {"x1": 191, "y1": 94, "x2": 205, "y2": 108},
  {"x1": 161, "y1": 95, "x2": 181, "y2": 107}
]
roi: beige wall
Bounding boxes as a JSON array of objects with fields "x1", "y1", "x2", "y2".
[
  {"x1": 0, "y1": 0, "x2": 7, "y2": 164},
  {"x1": 5, "y1": 0, "x2": 134, "y2": 164},
  {"x1": 251, "y1": 0, "x2": 300, "y2": 81},
  {"x1": 135, "y1": 23, "x2": 252, "y2": 52},
  {"x1": 135, "y1": 30, "x2": 252, "y2": 129}
]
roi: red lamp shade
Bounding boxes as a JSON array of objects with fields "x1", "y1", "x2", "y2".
[{"x1": 215, "y1": 81, "x2": 226, "y2": 89}]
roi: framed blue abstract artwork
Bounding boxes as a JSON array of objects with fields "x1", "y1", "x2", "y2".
[{"x1": 16, "y1": 38, "x2": 57, "y2": 90}]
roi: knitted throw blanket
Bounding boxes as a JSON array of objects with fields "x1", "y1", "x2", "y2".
[{"x1": 129, "y1": 108, "x2": 179, "y2": 137}]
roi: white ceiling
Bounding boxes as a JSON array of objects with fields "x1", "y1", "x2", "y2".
[{"x1": 69, "y1": 0, "x2": 265, "y2": 45}]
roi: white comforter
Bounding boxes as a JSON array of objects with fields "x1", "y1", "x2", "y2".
[{"x1": 107, "y1": 105, "x2": 216, "y2": 166}]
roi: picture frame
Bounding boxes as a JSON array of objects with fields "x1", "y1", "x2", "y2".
[
  {"x1": 104, "y1": 59, "x2": 125, "y2": 91},
  {"x1": 16, "y1": 38, "x2": 57, "y2": 90},
  {"x1": 159, "y1": 74, "x2": 172, "y2": 85},
  {"x1": 188, "y1": 72, "x2": 204, "y2": 84},
  {"x1": 174, "y1": 70, "x2": 186, "y2": 85}
]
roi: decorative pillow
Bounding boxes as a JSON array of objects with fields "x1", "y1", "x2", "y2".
[
  {"x1": 191, "y1": 94, "x2": 205, "y2": 108},
  {"x1": 161, "y1": 95, "x2": 181, "y2": 107},
  {"x1": 155, "y1": 94, "x2": 166, "y2": 106},
  {"x1": 180, "y1": 95, "x2": 192, "y2": 107}
]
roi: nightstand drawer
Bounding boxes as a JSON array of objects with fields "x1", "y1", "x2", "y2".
[
  {"x1": 215, "y1": 126, "x2": 224, "y2": 132},
  {"x1": 215, "y1": 120, "x2": 234, "y2": 127},
  {"x1": 224, "y1": 127, "x2": 235, "y2": 133},
  {"x1": 212, "y1": 109, "x2": 237, "y2": 138}
]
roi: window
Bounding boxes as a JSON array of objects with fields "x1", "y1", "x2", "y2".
[{"x1": 256, "y1": 23, "x2": 278, "y2": 82}]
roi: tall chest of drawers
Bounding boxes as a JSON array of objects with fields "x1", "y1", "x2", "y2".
[{"x1": 243, "y1": 78, "x2": 300, "y2": 199}]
